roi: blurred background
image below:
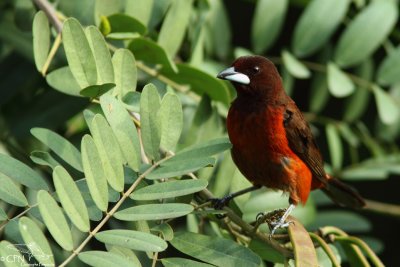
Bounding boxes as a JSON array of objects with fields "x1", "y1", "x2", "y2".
[{"x1": 0, "y1": 0, "x2": 400, "y2": 266}]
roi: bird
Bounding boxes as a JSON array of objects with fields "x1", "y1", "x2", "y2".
[{"x1": 216, "y1": 55, "x2": 365, "y2": 235}]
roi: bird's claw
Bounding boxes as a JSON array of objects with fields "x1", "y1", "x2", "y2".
[
  {"x1": 209, "y1": 196, "x2": 232, "y2": 219},
  {"x1": 253, "y1": 208, "x2": 293, "y2": 238},
  {"x1": 269, "y1": 219, "x2": 294, "y2": 237},
  {"x1": 210, "y1": 196, "x2": 230, "y2": 210}
]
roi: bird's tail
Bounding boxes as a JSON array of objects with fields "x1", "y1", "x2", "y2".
[{"x1": 322, "y1": 176, "x2": 365, "y2": 209}]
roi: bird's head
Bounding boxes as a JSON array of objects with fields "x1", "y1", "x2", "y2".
[{"x1": 217, "y1": 55, "x2": 282, "y2": 98}]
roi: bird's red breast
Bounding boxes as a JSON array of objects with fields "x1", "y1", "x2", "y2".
[{"x1": 227, "y1": 96, "x2": 313, "y2": 205}]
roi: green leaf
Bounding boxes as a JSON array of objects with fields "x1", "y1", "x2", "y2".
[
  {"x1": 309, "y1": 72, "x2": 329, "y2": 113},
  {"x1": 31, "y1": 127, "x2": 83, "y2": 172},
  {"x1": 95, "y1": 230, "x2": 167, "y2": 252},
  {"x1": 131, "y1": 179, "x2": 208, "y2": 200},
  {"x1": 140, "y1": 83, "x2": 161, "y2": 161},
  {"x1": 146, "y1": 157, "x2": 215, "y2": 180},
  {"x1": 107, "y1": 246, "x2": 142, "y2": 266},
  {"x1": 292, "y1": 0, "x2": 350, "y2": 57},
  {"x1": 33, "y1": 11, "x2": 50, "y2": 71},
  {"x1": 170, "y1": 231, "x2": 261, "y2": 267},
  {"x1": 205, "y1": 0, "x2": 231, "y2": 59},
  {"x1": 76, "y1": 179, "x2": 104, "y2": 221},
  {"x1": 162, "y1": 258, "x2": 214, "y2": 267},
  {"x1": 108, "y1": 14, "x2": 146, "y2": 35},
  {"x1": 81, "y1": 135, "x2": 109, "y2": 212},
  {"x1": 151, "y1": 223, "x2": 174, "y2": 241},
  {"x1": 94, "y1": 0, "x2": 121, "y2": 25},
  {"x1": 53, "y1": 166, "x2": 90, "y2": 232},
  {"x1": 334, "y1": 0, "x2": 398, "y2": 67},
  {"x1": 46, "y1": 66, "x2": 82, "y2": 97},
  {"x1": 248, "y1": 239, "x2": 285, "y2": 264},
  {"x1": 85, "y1": 26, "x2": 115, "y2": 84},
  {"x1": 112, "y1": 48, "x2": 137, "y2": 97},
  {"x1": 158, "y1": 0, "x2": 193, "y2": 58},
  {"x1": 158, "y1": 93, "x2": 183, "y2": 151},
  {"x1": 100, "y1": 95, "x2": 141, "y2": 171},
  {"x1": 30, "y1": 151, "x2": 60, "y2": 169},
  {"x1": 0, "y1": 207, "x2": 7, "y2": 221},
  {"x1": 0, "y1": 153, "x2": 48, "y2": 190},
  {"x1": 337, "y1": 124, "x2": 359, "y2": 147},
  {"x1": 62, "y1": 18, "x2": 97, "y2": 88},
  {"x1": 125, "y1": 0, "x2": 153, "y2": 25},
  {"x1": 326, "y1": 124, "x2": 343, "y2": 171},
  {"x1": 310, "y1": 211, "x2": 371, "y2": 232},
  {"x1": 161, "y1": 63, "x2": 231, "y2": 105},
  {"x1": 114, "y1": 203, "x2": 193, "y2": 221},
  {"x1": 79, "y1": 251, "x2": 137, "y2": 267},
  {"x1": 377, "y1": 46, "x2": 400, "y2": 85},
  {"x1": 343, "y1": 59, "x2": 373, "y2": 122},
  {"x1": 0, "y1": 241, "x2": 28, "y2": 267},
  {"x1": 19, "y1": 217, "x2": 55, "y2": 267},
  {"x1": 106, "y1": 32, "x2": 140, "y2": 40},
  {"x1": 282, "y1": 50, "x2": 311, "y2": 79},
  {"x1": 128, "y1": 37, "x2": 178, "y2": 73},
  {"x1": 91, "y1": 114, "x2": 124, "y2": 192},
  {"x1": 122, "y1": 91, "x2": 141, "y2": 113},
  {"x1": 0, "y1": 173, "x2": 28, "y2": 207},
  {"x1": 37, "y1": 190, "x2": 74, "y2": 251},
  {"x1": 327, "y1": 62, "x2": 355, "y2": 97},
  {"x1": 372, "y1": 85, "x2": 400, "y2": 125},
  {"x1": 315, "y1": 245, "x2": 341, "y2": 267},
  {"x1": 80, "y1": 83, "x2": 116, "y2": 98},
  {"x1": 251, "y1": 0, "x2": 288, "y2": 54},
  {"x1": 309, "y1": 45, "x2": 332, "y2": 112},
  {"x1": 171, "y1": 137, "x2": 231, "y2": 162}
]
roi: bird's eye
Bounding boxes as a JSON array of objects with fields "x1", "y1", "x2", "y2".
[{"x1": 252, "y1": 66, "x2": 260, "y2": 74}]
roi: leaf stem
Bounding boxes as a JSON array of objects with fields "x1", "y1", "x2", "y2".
[
  {"x1": 59, "y1": 155, "x2": 172, "y2": 267},
  {"x1": 334, "y1": 235, "x2": 384, "y2": 267},
  {"x1": 320, "y1": 226, "x2": 370, "y2": 266},
  {"x1": 309, "y1": 232, "x2": 341, "y2": 267},
  {"x1": 151, "y1": 251, "x2": 159, "y2": 267},
  {"x1": 41, "y1": 33, "x2": 61, "y2": 76}
]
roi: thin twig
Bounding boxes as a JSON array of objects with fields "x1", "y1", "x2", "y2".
[
  {"x1": 151, "y1": 252, "x2": 159, "y2": 267},
  {"x1": 363, "y1": 199, "x2": 400, "y2": 217},
  {"x1": 41, "y1": 33, "x2": 61, "y2": 76},
  {"x1": 32, "y1": 0, "x2": 62, "y2": 32}
]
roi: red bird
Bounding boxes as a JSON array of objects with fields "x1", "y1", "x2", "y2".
[{"x1": 217, "y1": 56, "x2": 365, "y2": 234}]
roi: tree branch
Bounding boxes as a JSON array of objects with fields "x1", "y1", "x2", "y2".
[{"x1": 32, "y1": 0, "x2": 62, "y2": 32}]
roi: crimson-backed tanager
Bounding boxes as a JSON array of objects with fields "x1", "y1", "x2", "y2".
[{"x1": 216, "y1": 56, "x2": 365, "y2": 235}]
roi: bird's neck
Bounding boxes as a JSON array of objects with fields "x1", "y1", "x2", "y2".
[{"x1": 234, "y1": 83, "x2": 288, "y2": 112}]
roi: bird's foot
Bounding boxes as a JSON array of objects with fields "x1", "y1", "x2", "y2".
[
  {"x1": 210, "y1": 195, "x2": 231, "y2": 210},
  {"x1": 209, "y1": 195, "x2": 233, "y2": 219},
  {"x1": 269, "y1": 218, "x2": 293, "y2": 237},
  {"x1": 254, "y1": 208, "x2": 294, "y2": 238}
]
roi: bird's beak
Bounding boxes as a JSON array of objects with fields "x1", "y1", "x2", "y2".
[{"x1": 217, "y1": 67, "x2": 250, "y2": 85}]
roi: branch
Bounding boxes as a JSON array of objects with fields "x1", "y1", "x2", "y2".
[
  {"x1": 364, "y1": 199, "x2": 400, "y2": 218},
  {"x1": 32, "y1": 0, "x2": 62, "y2": 32}
]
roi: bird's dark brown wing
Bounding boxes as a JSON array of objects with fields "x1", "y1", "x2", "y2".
[{"x1": 283, "y1": 101, "x2": 327, "y2": 182}]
